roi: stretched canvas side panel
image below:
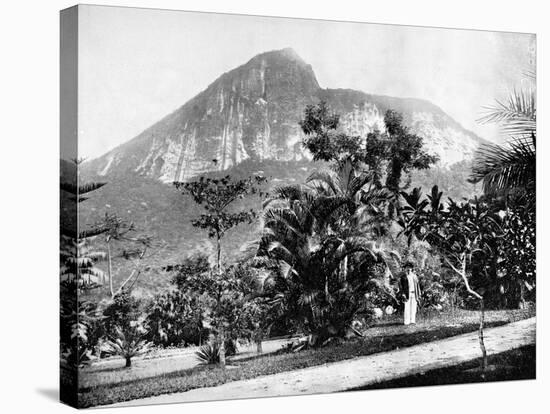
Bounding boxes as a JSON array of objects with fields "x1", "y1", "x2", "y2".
[{"x1": 60, "y1": 5, "x2": 79, "y2": 408}]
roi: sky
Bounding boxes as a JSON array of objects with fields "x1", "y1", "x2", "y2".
[{"x1": 78, "y1": 5, "x2": 536, "y2": 159}]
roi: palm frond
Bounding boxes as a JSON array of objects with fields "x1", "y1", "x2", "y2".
[
  {"x1": 263, "y1": 208, "x2": 302, "y2": 236},
  {"x1": 348, "y1": 173, "x2": 372, "y2": 197},
  {"x1": 269, "y1": 184, "x2": 308, "y2": 203},
  {"x1": 195, "y1": 343, "x2": 220, "y2": 365},
  {"x1": 524, "y1": 69, "x2": 536, "y2": 81},
  {"x1": 470, "y1": 135, "x2": 535, "y2": 194},
  {"x1": 267, "y1": 241, "x2": 296, "y2": 266},
  {"x1": 307, "y1": 170, "x2": 339, "y2": 195},
  {"x1": 60, "y1": 182, "x2": 107, "y2": 196},
  {"x1": 478, "y1": 88, "x2": 536, "y2": 137}
]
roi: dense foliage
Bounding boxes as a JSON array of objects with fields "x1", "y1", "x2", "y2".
[
  {"x1": 65, "y1": 96, "x2": 535, "y2": 377},
  {"x1": 145, "y1": 289, "x2": 208, "y2": 347},
  {"x1": 238, "y1": 103, "x2": 442, "y2": 345}
]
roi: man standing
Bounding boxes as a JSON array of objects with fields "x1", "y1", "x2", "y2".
[{"x1": 399, "y1": 262, "x2": 421, "y2": 325}]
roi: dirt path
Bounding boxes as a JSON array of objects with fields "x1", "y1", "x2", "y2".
[{"x1": 108, "y1": 317, "x2": 535, "y2": 407}]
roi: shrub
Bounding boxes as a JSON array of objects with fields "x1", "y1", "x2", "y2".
[
  {"x1": 419, "y1": 274, "x2": 448, "y2": 311},
  {"x1": 60, "y1": 285, "x2": 103, "y2": 367},
  {"x1": 102, "y1": 289, "x2": 141, "y2": 338},
  {"x1": 145, "y1": 290, "x2": 209, "y2": 347},
  {"x1": 101, "y1": 290, "x2": 151, "y2": 367},
  {"x1": 194, "y1": 338, "x2": 238, "y2": 365},
  {"x1": 195, "y1": 342, "x2": 220, "y2": 365},
  {"x1": 104, "y1": 325, "x2": 152, "y2": 368}
]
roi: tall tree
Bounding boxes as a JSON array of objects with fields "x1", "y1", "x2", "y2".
[
  {"x1": 96, "y1": 213, "x2": 133, "y2": 297},
  {"x1": 174, "y1": 174, "x2": 266, "y2": 366},
  {"x1": 381, "y1": 110, "x2": 439, "y2": 194},
  {"x1": 300, "y1": 101, "x2": 363, "y2": 165},
  {"x1": 174, "y1": 174, "x2": 267, "y2": 273},
  {"x1": 96, "y1": 212, "x2": 157, "y2": 298},
  {"x1": 60, "y1": 158, "x2": 108, "y2": 373},
  {"x1": 300, "y1": 102, "x2": 438, "y2": 218}
]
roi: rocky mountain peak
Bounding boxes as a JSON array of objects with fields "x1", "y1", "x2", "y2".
[
  {"x1": 212, "y1": 47, "x2": 320, "y2": 105},
  {"x1": 85, "y1": 49, "x2": 487, "y2": 183}
]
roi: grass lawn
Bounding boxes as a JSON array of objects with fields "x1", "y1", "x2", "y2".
[
  {"x1": 78, "y1": 308, "x2": 534, "y2": 408},
  {"x1": 348, "y1": 344, "x2": 535, "y2": 391}
]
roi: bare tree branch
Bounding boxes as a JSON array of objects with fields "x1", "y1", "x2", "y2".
[{"x1": 443, "y1": 255, "x2": 483, "y2": 300}]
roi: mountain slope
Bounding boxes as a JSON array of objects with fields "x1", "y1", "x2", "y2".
[{"x1": 83, "y1": 48, "x2": 487, "y2": 183}]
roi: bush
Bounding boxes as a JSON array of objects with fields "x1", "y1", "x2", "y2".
[
  {"x1": 195, "y1": 339, "x2": 236, "y2": 365},
  {"x1": 170, "y1": 254, "x2": 211, "y2": 291},
  {"x1": 102, "y1": 289, "x2": 141, "y2": 338},
  {"x1": 145, "y1": 290, "x2": 209, "y2": 347},
  {"x1": 418, "y1": 270, "x2": 452, "y2": 311},
  {"x1": 104, "y1": 325, "x2": 152, "y2": 368},
  {"x1": 195, "y1": 343, "x2": 220, "y2": 365},
  {"x1": 101, "y1": 289, "x2": 151, "y2": 367},
  {"x1": 60, "y1": 284, "x2": 103, "y2": 367}
]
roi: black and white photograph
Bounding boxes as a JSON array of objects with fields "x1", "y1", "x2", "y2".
[{"x1": 57, "y1": 3, "x2": 537, "y2": 409}]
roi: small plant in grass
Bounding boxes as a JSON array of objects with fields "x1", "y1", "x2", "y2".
[
  {"x1": 104, "y1": 325, "x2": 152, "y2": 368},
  {"x1": 195, "y1": 342, "x2": 221, "y2": 365},
  {"x1": 195, "y1": 339, "x2": 236, "y2": 365}
]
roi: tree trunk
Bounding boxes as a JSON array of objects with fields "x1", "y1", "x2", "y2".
[
  {"x1": 444, "y1": 255, "x2": 487, "y2": 377},
  {"x1": 451, "y1": 287, "x2": 457, "y2": 315},
  {"x1": 216, "y1": 232, "x2": 222, "y2": 274},
  {"x1": 125, "y1": 356, "x2": 132, "y2": 368},
  {"x1": 256, "y1": 340, "x2": 263, "y2": 354},
  {"x1": 478, "y1": 298, "x2": 487, "y2": 377},
  {"x1": 219, "y1": 330, "x2": 226, "y2": 368},
  {"x1": 518, "y1": 281, "x2": 526, "y2": 309},
  {"x1": 215, "y1": 227, "x2": 225, "y2": 368},
  {"x1": 107, "y1": 240, "x2": 114, "y2": 297},
  {"x1": 341, "y1": 255, "x2": 348, "y2": 280}
]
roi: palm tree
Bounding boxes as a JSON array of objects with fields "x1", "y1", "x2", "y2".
[
  {"x1": 257, "y1": 181, "x2": 398, "y2": 344},
  {"x1": 306, "y1": 158, "x2": 374, "y2": 235},
  {"x1": 471, "y1": 80, "x2": 536, "y2": 198},
  {"x1": 104, "y1": 326, "x2": 152, "y2": 368},
  {"x1": 470, "y1": 76, "x2": 536, "y2": 310},
  {"x1": 307, "y1": 159, "x2": 399, "y2": 281}
]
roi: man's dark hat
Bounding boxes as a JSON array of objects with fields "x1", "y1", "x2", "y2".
[{"x1": 403, "y1": 261, "x2": 415, "y2": 269}]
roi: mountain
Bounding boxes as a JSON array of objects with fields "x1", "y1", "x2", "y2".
[
  {"x1": 78, "y1": 48, "x2": 484, "y2": 297},
  {"x1": 83, "y1": 48, "x2": 487, "y2": 183}
]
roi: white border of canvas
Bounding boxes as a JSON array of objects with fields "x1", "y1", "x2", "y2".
[{"x1": 0, "y1": 1, "x2": 546, "y2": 413}]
